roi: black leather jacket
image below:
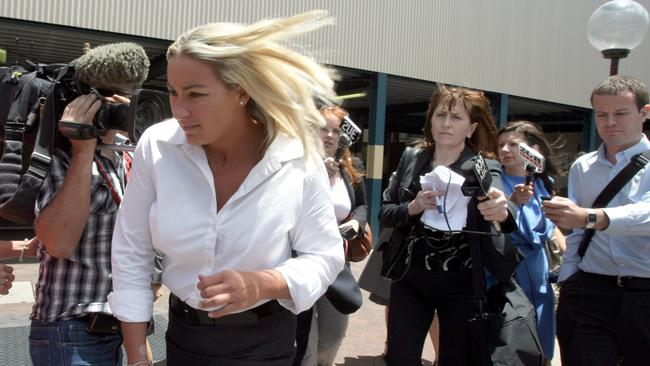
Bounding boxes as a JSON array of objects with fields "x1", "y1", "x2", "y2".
[{"x1": 378, "y1": 146, "x2": 521, "y2": 283}]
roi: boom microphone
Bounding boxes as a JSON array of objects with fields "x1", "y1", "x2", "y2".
[
  {"x1": 74, "y1": 42, "x2": 150, "y2": 93},
  {"x1": 58, "y1": 42, "x2": 171, "y2": 144},
  {"x1": 334, "y1": 133, "x2": 352, "y2": 161}
]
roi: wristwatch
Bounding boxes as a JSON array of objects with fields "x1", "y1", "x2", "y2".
[{"x1": 585, "y1": 209, "x2": 597, "y2": 229}]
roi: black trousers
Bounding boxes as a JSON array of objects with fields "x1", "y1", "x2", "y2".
[
  {"x1": 386, "y1": 245, "x2": 477, "y2": 366},
  {"x1": 557, "y1": 271, "x2": 650, "y2": 366},
  {"x1": 166, "y1": 304, "x2": 297, "y2": 366}
]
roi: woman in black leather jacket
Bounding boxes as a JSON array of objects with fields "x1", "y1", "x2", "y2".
[{"x1": 380, "y1": 85, "x2": 518, "y2": 366}]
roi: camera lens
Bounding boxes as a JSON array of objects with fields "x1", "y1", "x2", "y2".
[{"x1": 128, "y1": 90, "x2": 172, "y2": 142}]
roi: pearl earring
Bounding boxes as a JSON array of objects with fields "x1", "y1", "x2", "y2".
[{"x1": 239, "y1": 100, "x2": 244, "y2": 106}]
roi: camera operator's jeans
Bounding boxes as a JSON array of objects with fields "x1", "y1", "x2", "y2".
[{"x1": 29, "y1": 318, "x2": 123, "y2": 366}]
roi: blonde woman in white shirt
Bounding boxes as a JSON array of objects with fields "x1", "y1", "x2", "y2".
[{"x1": 108, "y1": 11, "x2": 344, "y2": 366}]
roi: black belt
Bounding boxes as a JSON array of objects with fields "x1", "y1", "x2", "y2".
[
  {"x1": 77, "y1": 313, "x2": 121, "y2": 334},
  {"x1": 169, "y1": 294, "x2": 286, "y2": 326},
  {"x1": 580, "y1": 271, "x2": 650, "y2": 291}
]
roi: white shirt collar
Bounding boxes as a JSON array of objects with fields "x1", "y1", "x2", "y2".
[
  {"x1": 159, "y1": 118, "x2": 304, "y2": 164},
  {"x1": 597, "y1": 133, "x2": 650, "y2": 166}
]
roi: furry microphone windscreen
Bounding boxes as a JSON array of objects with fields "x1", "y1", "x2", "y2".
[{"x1": 74, "y1": 42, "x2": 150, "y2": 93}]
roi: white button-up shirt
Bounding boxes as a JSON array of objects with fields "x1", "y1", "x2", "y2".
[
  {"x1": 108, "y1": 120, "x2": 344, "y2": 322},
  {"x1": 559, "y1": 134, "x2": 650, "y2": 282}
]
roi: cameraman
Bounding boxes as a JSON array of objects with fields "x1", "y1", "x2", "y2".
[{"x1": 28, "y1": 43, "x2": 154, "y2": 366}]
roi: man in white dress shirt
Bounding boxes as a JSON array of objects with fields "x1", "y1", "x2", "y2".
[{"x1": 543, "y1": 75, "x2": 650, "y2": 366}]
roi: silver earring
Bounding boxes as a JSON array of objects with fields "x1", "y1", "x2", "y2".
[{"x1": 239, "y1": 100, "x2": 244, "y2": 106}]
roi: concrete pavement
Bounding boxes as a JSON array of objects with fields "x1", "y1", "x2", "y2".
[
  {"x1": 0, "y1": 256, "x2": 431, "y2": 365},
  {"x1": 1, "y1": 255, "x2": 560, "y2": 365}
]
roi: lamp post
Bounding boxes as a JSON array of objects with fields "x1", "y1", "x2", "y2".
[{"x1": 587, "y1": 0, "x2": 649, "y2": 76}]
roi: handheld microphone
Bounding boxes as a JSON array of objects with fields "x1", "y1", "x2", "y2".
[
  {"x1": 516, "y1": 142, "x2": 545, "y2": 185},
  {"x1": 460, "y1": 154, "x2": 501, "y2": 232},
  {"x1": 334, "y1": 133, "x2": 352, "y2": 161},
  {"x1": 340, "y1": 116, "x2": 362, "y2": 143},
  {"x1": 524, "y1": 164, "x2": 537, "y2": 185},
  {"x1": 74, "y1": 42, "x2": 150, "y2": 93}
]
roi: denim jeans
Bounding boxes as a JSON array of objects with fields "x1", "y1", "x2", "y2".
[{"x1": 29, "y1": 318, "x2": 123, "y2": 366}]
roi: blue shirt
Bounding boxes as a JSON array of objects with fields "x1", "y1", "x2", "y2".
[
  {"x1": 559, "y1": 134, "x2": 650, "y2": 281},
  {"x1": 502, "y1": 174, "x2": 554, "y2": 249}
]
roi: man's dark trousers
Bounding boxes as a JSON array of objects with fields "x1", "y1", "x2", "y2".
[{"x1": 557, "y1": 270, "x2": 650, "y2": 366}]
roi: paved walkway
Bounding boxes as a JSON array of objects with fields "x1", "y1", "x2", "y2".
[{"x1": 1, "y1": 256, "x2": 559, "y2": 365}]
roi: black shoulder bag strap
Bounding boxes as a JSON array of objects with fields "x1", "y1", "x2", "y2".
[
  {"x1": 466, "y1": 195, "x2": 495, "y2": 366},
  {"x1": 467, "y1": 196, "x2": 487, "y2": 302},
  {"x1": 0, "y1": 64, "x2": 71, "y2": 223},
  {"x1": 577, "y1": 150, "x2": 650, "y2": 258}
]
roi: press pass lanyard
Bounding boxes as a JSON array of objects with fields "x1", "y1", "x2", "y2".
[{"x1": 94, "y1": 155, "x2": 124, "y2": 206}]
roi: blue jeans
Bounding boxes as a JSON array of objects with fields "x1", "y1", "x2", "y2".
[{"x1": 29, "y1": 318, "x2": 123, "y2": 366}]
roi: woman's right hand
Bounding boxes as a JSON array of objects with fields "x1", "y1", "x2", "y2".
[
  {"x1": 509, "y1": 183, "x2": 534, "y2": 206},
  {"x1": 407, "y1": 190, "x2": 443, "y2": 216},
  {"x1": 324, "y1": 157, "x2": 339, "y2": 178},
  {"x1": 198, "y1": 269, "x2": 290, "y2": 318}
]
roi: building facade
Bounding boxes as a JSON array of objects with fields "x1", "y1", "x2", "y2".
[{"x1": 2, "y1": 0, "x2": 649, "y2": 233}]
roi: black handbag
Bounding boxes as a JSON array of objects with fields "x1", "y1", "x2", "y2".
[
  {"x1": 468, "y1": 280, "x2": 545, "y2": 366},
  {"x1": 324, "y1": 265, "x2": 363, "y2": 314},
  {"x1": 467, "y1": 197, "x2": 544, "y2": 366}
]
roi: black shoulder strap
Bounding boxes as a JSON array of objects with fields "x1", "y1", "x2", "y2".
[
  {"x1": 467, "y1": 196, "x2": 487, "y2": 303},
  {"x1": 0, "y1": 64, "x2": 71, "y2": 223},
  {"x1": 577, "y1": 150, "x2": 650, "y2": 258}
]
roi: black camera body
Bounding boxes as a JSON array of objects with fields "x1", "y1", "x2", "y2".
[{"x1": 53, "y1": 66, "x2": 171, "y2": 143}]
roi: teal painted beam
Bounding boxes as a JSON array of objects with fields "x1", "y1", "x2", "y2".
[
  {"x1": 368, "y1": 73, "x2": 387, "y2": 145},
  {"x1": 366, "y1": 73, "x2": 387, "y2": 242}
]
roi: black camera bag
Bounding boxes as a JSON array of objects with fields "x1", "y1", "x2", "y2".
[
  {"x1": 466, "y1": 195, "x2": 544, "y2": 366},
  {"x1": 0, "y1": 63, "x2": 71, "y2": 227}
]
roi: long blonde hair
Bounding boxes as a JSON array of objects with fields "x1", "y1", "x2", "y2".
[{"x1": 166, "y1": 10, "x2": 338, "y2": 161}]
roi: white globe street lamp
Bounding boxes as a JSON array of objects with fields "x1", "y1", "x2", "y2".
[{"x1": 587, "y1": 0, "x2": 649, "y2": 75}]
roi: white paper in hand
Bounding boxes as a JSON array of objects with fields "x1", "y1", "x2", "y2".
[{"x1": 419, "y1": 166, "x2": 470, "y2": 231}]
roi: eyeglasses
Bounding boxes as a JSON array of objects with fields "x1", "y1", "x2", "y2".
[{"x1": 320, "y1": 127, "x2": 342, "y2": 135}]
